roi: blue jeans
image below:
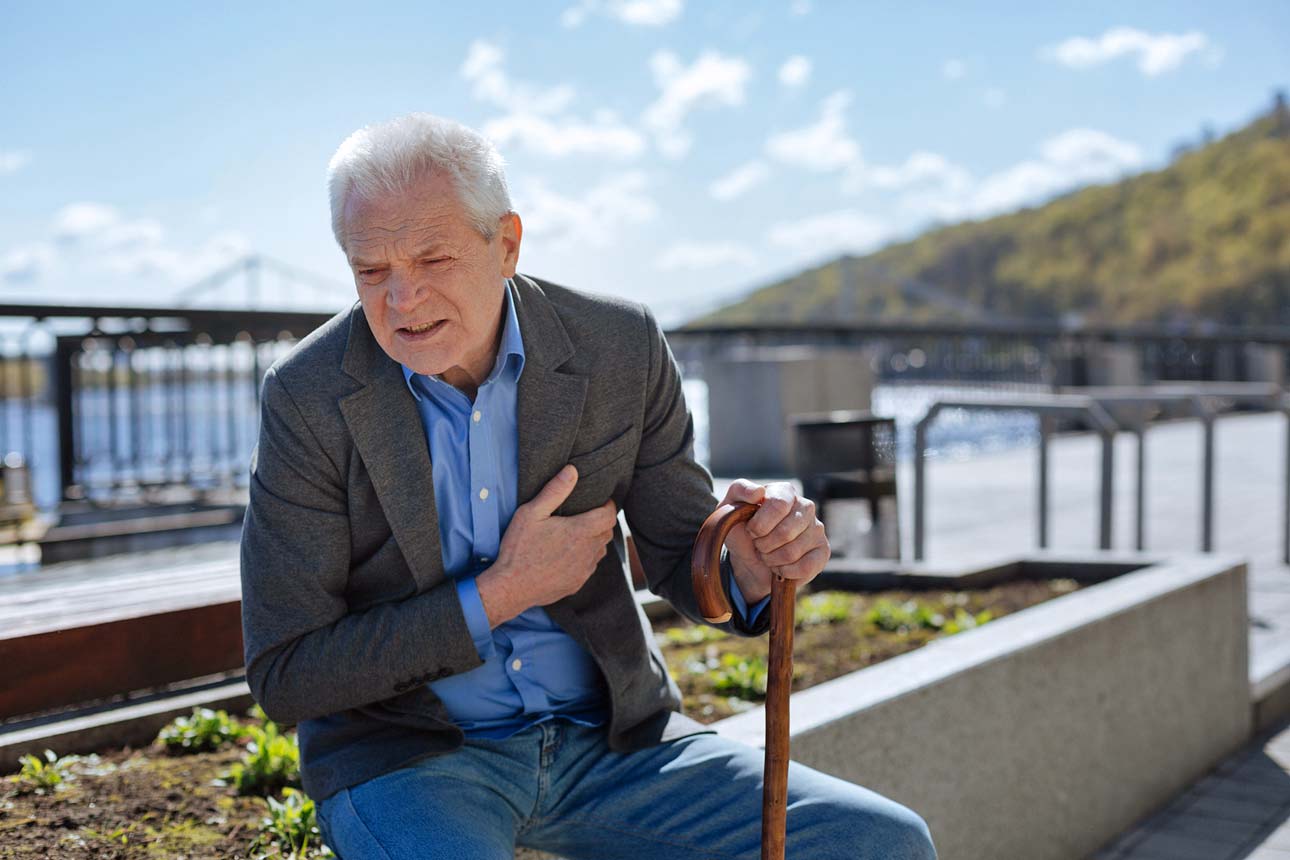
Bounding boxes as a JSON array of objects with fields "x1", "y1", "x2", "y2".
[{"x1": 317, "y1": 721, "x2": 937, "y2": 859}]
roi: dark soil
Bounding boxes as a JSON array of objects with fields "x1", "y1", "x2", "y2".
[
  {"x1": 0, "y1": 740, "x2": 270, "y2": 858},
  {"x1": 2, "y1": 578, "x2": 1080, "y2": 858},
  {"x1": 654, "y1": 578, "x2": 1082, "y2": 723}
]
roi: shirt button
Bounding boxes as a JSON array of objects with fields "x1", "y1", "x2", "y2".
[
  {"x1": 511, "y1": 659, "x2": 523, "y2": 671},
  {"x1": 472, "y1": 410, "x2": 482, "y2": 423},
  {"x1": 479, "y1": 487, "x2": 489, "y2": 500}
]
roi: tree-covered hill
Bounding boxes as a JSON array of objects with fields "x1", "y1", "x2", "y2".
[{"x1": 692, "y1": 99, "x2": 1290, "y2": 328}]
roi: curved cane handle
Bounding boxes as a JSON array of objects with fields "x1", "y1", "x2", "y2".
[{"x1": 691, "y1": 501, "x2": 760, "y2": 623}]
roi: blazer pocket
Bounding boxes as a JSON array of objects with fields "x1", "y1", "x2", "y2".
[
  {"x1": 559, "y1": 426, "x2": 638, "y2": 516},
  {"x1": 568, "y1": 425, "x2": 637, "y2": 480}
]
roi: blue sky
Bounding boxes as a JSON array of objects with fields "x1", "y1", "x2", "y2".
[{"x1": 2, "y1": 1, "x2": 1287, "y2": 323}]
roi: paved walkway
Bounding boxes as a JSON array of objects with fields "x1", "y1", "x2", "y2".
[
  {"x1": 888, "y1": 410, "x2": 1290, "y2": 700},
  {"x1": 1093, "y1": 717, "x2": 1290, "y2": 859}
]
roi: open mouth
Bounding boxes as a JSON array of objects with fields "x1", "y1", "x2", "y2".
[{"x1": 399, "y1": 320, "x2": 446, "y2": 338}]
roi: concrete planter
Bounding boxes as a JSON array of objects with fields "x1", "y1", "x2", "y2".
[{"x1": 714, "y1": 553, "x2": 1251, "y2": 860}]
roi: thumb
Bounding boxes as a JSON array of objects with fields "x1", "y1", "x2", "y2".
[
  {"x1": 528, "y1": 464, "x2": 579, "y2": 517},
  {"x1": 720, "y1": 478, "x2": 766, "y2": 508}
]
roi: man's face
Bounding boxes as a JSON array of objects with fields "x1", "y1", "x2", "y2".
[{"x1": 343, "y1": 172, "x2": 521, "y2": 389}]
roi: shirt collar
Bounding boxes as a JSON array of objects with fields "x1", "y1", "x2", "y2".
[{"x1": 401, "y1": 279, "x2": 526, "y2": 402}]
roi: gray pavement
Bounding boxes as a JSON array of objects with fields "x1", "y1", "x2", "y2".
[{"x1": 1093, "y1": 717, "x2": 1290, "y2": 859}]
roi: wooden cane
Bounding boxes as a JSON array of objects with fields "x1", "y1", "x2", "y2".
[{"x1": 692, "y1": 502, "x2": 795, "y2": 860}]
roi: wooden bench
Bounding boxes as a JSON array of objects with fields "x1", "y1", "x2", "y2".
[{"x1": 0, "y1": 554, "x2": 243, "y2": 720}]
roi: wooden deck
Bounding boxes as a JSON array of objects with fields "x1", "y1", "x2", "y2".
[{"x1": 0, "y1": 542, "x2": 242, "y2": 719}]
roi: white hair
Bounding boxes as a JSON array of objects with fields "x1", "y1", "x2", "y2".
[{"x1": 327, "y1": 113, "x2": 513, "y2": 249}]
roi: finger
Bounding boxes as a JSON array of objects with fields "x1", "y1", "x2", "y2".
[
  {"x1": 760, "y1": 521, "x2": 826, "y2": 567},
  {"x1": 754, "y1": 497, "x2": 816, "y2": 553},
  {"x1": 720, "y1": 479, "x2": 765, "y2": 507},
  {"x1": 527, "y1": 464, "x2": 579, "y2": 518},
  {"x1": 746, "y1": 482, "x2": 796, "y2": 539},
  {"x1": 774, "y1": 545, "x2": 830, "y2": 581}
]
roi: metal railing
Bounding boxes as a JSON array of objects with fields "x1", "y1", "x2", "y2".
[
  {"x1": 911, "y1": 384, "x2": 1290, "y2": 564},
  {"x1": 0, "y1": 302, "x2": 334, "y2": 510},
  {"x1": 912, "y1": 395, "x2": 1119, "y2": 560}
]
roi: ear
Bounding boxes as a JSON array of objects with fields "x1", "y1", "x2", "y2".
[{"x1": 497, "y1": 212, "x2": 522, "y2": 278}]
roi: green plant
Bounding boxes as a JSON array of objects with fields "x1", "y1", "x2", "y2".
[
  {"x1": 226, "y1": 721, "x2": 301, "y2": 796},
  {"x1": 16, "y1": 749, "x2": 74, "y2": 794},
  {"x1": 866, "y1": 599, "x2": 925, "y2": 632},
  {"x1": 661, "y1": 624, "x2": 730, "y2": 646},
  {"x1": 82, "y1": 824, "x2": 138, "y2": 846},
  {"x1": 709, "y1": 653, "x2": 769, "y2": 699},
  {"x1": 944, "y1": 608, "x2": 993, "y2": 634},
  {"x1": 249, "y1": 788, "x2": 334, "y2": 859},
  {"x1": 865, "y1": 598, "x2": 993, "y2": 635},
  {"x1": 796, "y1": 592, "x2": 852, "y2": 627},
  {"x1": 158, "y1": 707, "x2": 246, "y2": 754}
]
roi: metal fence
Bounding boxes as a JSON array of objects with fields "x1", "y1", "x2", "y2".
[{"x1": 0, "y1": 303, "x2": 333, "y2": 510}]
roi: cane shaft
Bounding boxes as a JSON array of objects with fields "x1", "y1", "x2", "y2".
[{"x1": 761, "y1": 574, "x2": 795, "y2": 860}]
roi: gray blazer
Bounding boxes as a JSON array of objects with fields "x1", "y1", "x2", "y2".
[{"x1": 239, "y1": 274, "x2": 768, "y2": 800}]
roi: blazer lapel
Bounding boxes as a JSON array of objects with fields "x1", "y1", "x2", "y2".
[
  {"x1": 512, "y1": 276, "x2": 587, "y2": 505},
  {"x1": 338, "y1": 307, "x2": 444, "y2": 593},
  {"x1": 510, "y1": 276, "x2": 609, "y2": 638}
]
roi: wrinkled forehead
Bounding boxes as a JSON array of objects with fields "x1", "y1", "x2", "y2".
[{"x1": 342, "y1": 176, "x2": 471, "y2": 253}]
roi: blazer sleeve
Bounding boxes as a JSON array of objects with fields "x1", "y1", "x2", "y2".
[
  {"x1": 239, "y1": 367, "x2": 482, "y2": 725},
  {"x1": 621, "y1": 305, "x2": 770, "y2": 638}
]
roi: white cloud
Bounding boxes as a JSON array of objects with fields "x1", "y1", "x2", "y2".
[
  {"x1": 765, "y1": 90, "x2": 860, "y2": 172},
  {"x1": 1045, "y1": 27, "x2": 1212, "y2": 77},
  {"x1": 644, "y1": 50, "x2": 752, "y2": 158},
  {"x1": 909, "y1": 127, "x2": 1143, "y2": 220},
  {"x1": 942, "y1": 59, "x2": 966, "y2": 81},
  {"x1": 100, "y1": 218, "x2": 165, "y2": 251},
  {"x1": 853, "y1": 151, "x2": 972, "y2": 194},
  {"x1": 789, "y1": 0, "x2": 811, "y2": 14},
  {"x1": 1040, "y1": 128, "x2": 1142, "y2": 171},
  {"x1": 483, "y1": 112, "x2": 646, "y2": 160},
  {"x1": 7, "y1": 201, "x2": 253, "y2": 296},
  {"x1": 657, "y1": 241, "x2": 757, "y2": 271},
  {"x1": 102, "y1": 230, "x2": 249, "y2": 283},
  {"x1": 516, "y1": 171, "x2": 657, "y2": 249},
  {"x1": 1, "y1": 243, "x2": 54, "y2": 283},
  {"x1": 461, "y1": 41, "x2": 645, "y2": 160},
  {"x1": 778, "y1": 55, "x2": 812, "y2": 88},
  {"x1": 766, "y1": 209, "x2": 889, "y2": 260},
  {"x1": 983, "y1": 87, "x2": 1007, "y2": 110},
  {"x1": 460, "y1": 40, "x2": 575, "y2": 115},
  {"x1": 709, "y1": 159, "x2": 770, "y2": 201},
  {"x1": 53, "y1": 202, "x2": 122, "y2": 242},
  {"x1": 562, "y1": 0, "x2": 682, "y2": 28},
  {"x1": 0, "y1": 150, "x2": 31, "y2": 175}
]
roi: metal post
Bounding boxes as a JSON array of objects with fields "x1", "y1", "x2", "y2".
[
  {"x1": 1201, "y1": 413, "x2": 1215, "y2": 553},
  {"x1": 53, "y1": 338, "x2": 78, "y2": 500},
  {"x1": 1099, "y1": 428, "x2": 1114, "y2": 550},
  {"x1": 1134, "y1": 425, "x2": 1147, "y2": 551},
  {"x1": 1285, "y1": 399, "x2": 1290, "y2": 566},
  {"x1": 1037, "y1": 416, "x2": 1050, "y2": 548},
  {"x1": 913, "y1": 414, "x2": 931, "y2": 562}
]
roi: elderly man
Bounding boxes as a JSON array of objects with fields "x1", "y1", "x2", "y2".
[{"x1": 240, "y1": 113, "x2": 936, "y2": 860}]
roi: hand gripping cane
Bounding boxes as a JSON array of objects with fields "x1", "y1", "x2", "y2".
[{"x1": 691, "y1": 502, "x2": 795, "y2": 860}]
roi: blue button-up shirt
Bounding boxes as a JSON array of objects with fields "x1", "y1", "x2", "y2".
[{"x1": 403, "y1": 281, "x2": 766, "y2": 738}]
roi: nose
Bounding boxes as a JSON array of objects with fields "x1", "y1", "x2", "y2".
[{"x1": 385, "y1": 270, "x2": 430, "y2": 315}]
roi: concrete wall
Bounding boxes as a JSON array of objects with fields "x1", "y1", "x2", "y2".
[
  {"x1": 714, "y1": 554, "x2": 1251, "y2": 860},
  {"x1": 705, "y1": 347, "x2": 873, "y2": 476}
]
